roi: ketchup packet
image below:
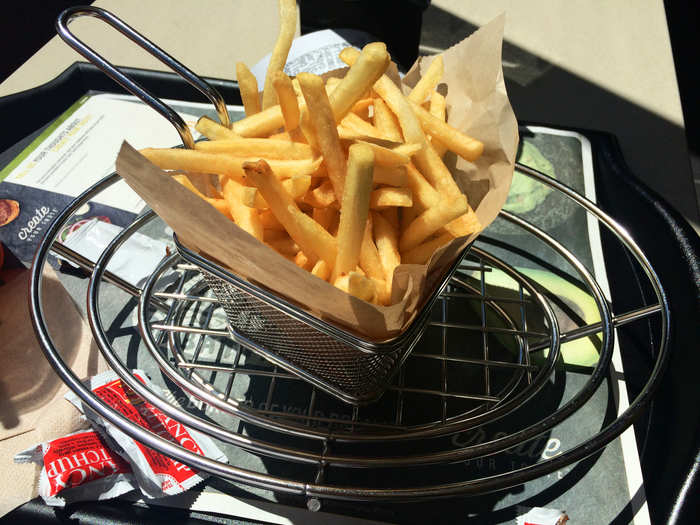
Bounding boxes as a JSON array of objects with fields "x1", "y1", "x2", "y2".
[
  {"x1": 65, "y1": 370, "x2": 228, "y2": 499},
  {"x1": 14, "y1": 429, "x2": 136, "y2": 507}
]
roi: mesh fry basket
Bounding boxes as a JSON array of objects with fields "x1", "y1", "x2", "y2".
[{"x1": 175, "y1": 236, "x2": 470, "y2": 404}]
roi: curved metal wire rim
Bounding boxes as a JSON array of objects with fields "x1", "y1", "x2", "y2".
[
  {"x1": 82, "y1": 161, "x2": 614, "y2": 466},
  {"x1": 88, "y1": 232, "x2": 560, "y2": 467},
  {"x1": 29, "y1": 163, "x2": 671, "y2": 498}
]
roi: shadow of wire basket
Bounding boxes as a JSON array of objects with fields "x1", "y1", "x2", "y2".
[{"x1": 175, "y1": 235, "x2": 471, "y2": 405}]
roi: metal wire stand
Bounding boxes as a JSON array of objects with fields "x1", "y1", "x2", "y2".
[{"x1": 29, "y1": 162, "x2": 670, "y2": 505}]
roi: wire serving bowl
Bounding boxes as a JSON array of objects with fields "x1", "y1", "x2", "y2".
[{"x1": 25, "y1": 5, "x2": 672, "y2": 509}]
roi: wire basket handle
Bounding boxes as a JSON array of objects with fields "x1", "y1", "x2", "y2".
[{"x1": 56, "y1": 5, "x2": 231, "y2": 149}]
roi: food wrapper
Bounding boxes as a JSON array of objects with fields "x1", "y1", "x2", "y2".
[
  {"x1": 115, "y1": 15, "x2": 517, "y2": 341},
  {"x1": 14, "y1": 429, "x2": 136, "y2": 507},
  {"x1": 65, "y1": 370, "x2": 228, "y2": 499}
]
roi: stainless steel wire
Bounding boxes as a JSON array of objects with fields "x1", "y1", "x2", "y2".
[{"x1": 29, "y1": 160, "x2": 670, "y2": 498}]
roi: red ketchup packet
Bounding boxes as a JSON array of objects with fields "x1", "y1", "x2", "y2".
[
  {"x1": 65, "y1": 370, "x2": 228, "y2": 499},
  {"x1": 14, "y1": 429, "x2": 136, "y2": 507}
]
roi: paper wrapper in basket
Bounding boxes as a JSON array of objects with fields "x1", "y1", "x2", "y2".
[{"x1": 115, "y1": 15, "x2": 517, "y2": 341}]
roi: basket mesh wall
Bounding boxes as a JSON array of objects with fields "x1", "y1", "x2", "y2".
[{"x1": 202, "y1": 272, "x2": 411, "y2": 402}]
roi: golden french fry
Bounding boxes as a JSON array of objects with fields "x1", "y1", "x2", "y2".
[
  {"x1": 195, "y1": 138, "x2": 313, "y2": 159},
  {"x1": 312, "y1": 206, "x2": 339, "y2": 232},
  {"x1": 372, "y1": 165, "x2": 407, "y2": 187},
  {"x1": 231, "y1": 105, "x2": 285, "y2": 137},
  {"x1": 140, "y1": 148, "x2": 321, "y2": 183},
  {"x1": 243, "y1": 160, "x2": 337, "y2": 266},
  {"x1": 244, "y1": 175, "x2": 312, "y2": 208},
  {"x1": 263, "y1": 229, "x2": 288, "y2": 241},
  {"x1": 336, "y1": 125, "x2": 365, "y2": 141},
  {"x1": 262, "y1": 0, "x2": 297, "y2": 109},
  {"x1": 341, "y1": 47, "x2": 463, "y2": 198},
  {"x1": 286, "y1": 175, "x2": 313, "y2": 200},
  {"x1": 359, "y1": 215, "x2": 384, "y2": 281},
  {"x1": 380, "y1": 207, "x2": 400, "y2": 231},
  {"x1": 172, "y1": 174, "x2": 231, "y2": 218},
  {"x1": 236, "y1": 62, "x2": 261, "y2": 116},
  {"x1": 325, "y1": 76, "x2": 341, "y2": 94},
  {"x1": 294, "y1": 250, "x2": 316, "y2": 270},
  {"x1": 328, "y1": 42, "x2": 390, "y2": 122},
  {"x1": 272, "y1": 71, "x2": 301, "y2": 133},
  {"x1": 441, "y1": 207, "x2": 481, "y2": 237},
  {"x1": 355, "y1": 140, "x2": 420, "y2": 167},
  {"x1": 373, "y1": 210, "x2": 401, "y2": 295},
  {"x1": 428, "y1": 91, "x2": 448, "y2": 157},
  {"x1": 260, "y1": 209, "x2": 284, "y2": 230},
  {"x1": 311, "y1": 259, "x2": 330, "y2": 281},
  {"x1": 297, "y1": 72, "x2": 346, "y2": 200},
  {"x1": 351, "y1": 97, "x2": 374, "y2": 114},
  {"x1": 333, "y1": 272, "x2": 376, "y2": 302},
  {"x1": 408, "y1": 55, "x2": 444, "y2": 104},
  {"x1": 332, "y1": 143, "x2": 374, "y2": 280},
  {"x1": 372, "y1": 97, "x2": 403, "y2": 142},
  {"x1": 401, "y1": 232, "x2": 454, "y2": 264},
  {"x1": 304, "y1": 179, "x2": 336, "y2": 208},
  {"x1": 415, "y1": 143, "x2": 462, "y2": 199},
  {"x1": 340, "y1": 112, "x2": 383, "y2": 139},
  {"x1": 370, "y1": 187, "x2": 412, "y2": 208},
  {"x1": 221, "y1": 178, "x2": 264, "y2": 240},
  {"x1": 404, "y1": 162, "x2": 440, "y2": 209},
  {"x1": 409, "y1": 100, "x2": 484, "y2": 162},
  {"x1": 399, "y1": 195, "x2": 468, "y2": 252},
  {"x1": 195, "y1": 116, "x2": 240, "y2": 140},
  {"x1": 401, "y1": 203, "x2": 420, "y2": 232},
  {"x1": 348, "y1": 272, "x2": 376, "y2": 302}
]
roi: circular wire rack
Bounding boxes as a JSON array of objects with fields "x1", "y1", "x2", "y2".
[{"x1": 29, "y1": 163, "x2": 671, "y2": 505}]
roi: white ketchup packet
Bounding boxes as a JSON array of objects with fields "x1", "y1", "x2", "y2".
[
  {"x1": 65, "y1": 370, "x2": 228, "y2": 499},
  {"x1": 14, "y1": 429, "x2": 136, "y2": 507}
]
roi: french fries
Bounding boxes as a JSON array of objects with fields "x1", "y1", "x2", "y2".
[
  {"x1": 195, "y1": 116, "x2": 239, "y2": 140},
  {"x1": 194, "y1": 138, "x2": 313, "y2": 159},
  {"x1": 236, "y1": 62, "x2": 261, "y2": 116},
  {"x1": 261, "y1": 0, "x2": 297, "y2": 109},
  {"x1": 243, "y1": 159, "x2": 337, "y2": 267},
  {"x1": 298, "y1": 72, "x2": 346, "y2": 200},
  {"x1": 272, "y1": 71, "x2": 302, "y2": 139},
  {"x1": 332, "y1": 143, "x2": 374, "y2": 281},
  {"x1": 408, "y1": 55, "x2": 444, "y2": 104},
  {"x1": 140, "y1": 148, "x2": 322, "y2": 183},
  {"x1": 145, "y1": 17, "x2": 486, "y2": 307}
]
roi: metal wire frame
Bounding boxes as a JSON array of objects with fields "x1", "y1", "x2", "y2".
[
  {"x1": 142, "y1": 253, "x2": 548, "y2": 439},
  {"x1": 29, "y1": 163, "x2": 670, "y2": 499},
  {"x1": 56, "y1": 5, "x2": 230, "y2": 148},
  {"x1": 167, "y1": 272, "x2": 531, "y2": 424}
]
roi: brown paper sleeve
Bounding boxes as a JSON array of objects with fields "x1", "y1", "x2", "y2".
[{"x1": 115, "y1": 14, "x2": 517, "y2": 341}]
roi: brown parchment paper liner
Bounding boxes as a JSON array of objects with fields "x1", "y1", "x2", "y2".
[{"x1": 115, "y1": 14, "x2": 517, "y2": 342}]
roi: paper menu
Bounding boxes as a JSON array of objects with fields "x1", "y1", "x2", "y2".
[
  {"x1": 0, "y1": 93, "x2": 200, "y2": 212},
  {"x1": 0, "y1": 93, "x2": 201, "y2": 264}
]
